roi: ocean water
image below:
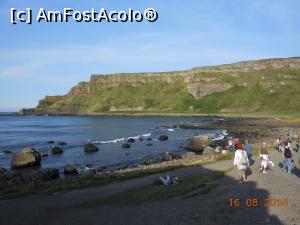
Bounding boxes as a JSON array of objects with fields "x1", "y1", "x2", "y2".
[{"x1": 0, "y1": 115, "x2": 219, "y2": 170}]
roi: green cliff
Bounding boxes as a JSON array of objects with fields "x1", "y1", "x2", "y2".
[{"x1": 22, "y1": 57, "x2": 300, "y2": 115}]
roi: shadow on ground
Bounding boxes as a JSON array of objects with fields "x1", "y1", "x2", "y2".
[{"x1": 0, "y1": 165, "x2": 286, "y2": 225}]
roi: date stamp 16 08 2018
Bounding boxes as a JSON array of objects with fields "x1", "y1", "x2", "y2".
[{"x1": 227, "y1": 198, "x2": 288, "y2": 207}]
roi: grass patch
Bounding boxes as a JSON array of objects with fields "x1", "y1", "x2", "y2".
[{"x1": 75, "y1": 170, "x2": 225, "y2": 207}]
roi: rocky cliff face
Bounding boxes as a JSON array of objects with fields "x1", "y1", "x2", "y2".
[{"x1": 21, "y1": 57, "x2": 300, "y2": 115}]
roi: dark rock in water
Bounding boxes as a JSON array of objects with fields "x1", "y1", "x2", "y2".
[
  {"x1": 64, "y1": 166, "x2": 78, "y2": 175},
  {"x1": 127, "y1": 138, "x2": 135, "y2": 143},
  {"x1": 159, "y1": 135, "x2": 168, "y2": 141},
  {"x1": 42, "y1": 153, "x2": 49, "y2": 158},
  {"x1": 186, "y1": 135, "x2": 211, "y2": 153},
  {"x1": 47, "y1": 140, "x2": 55, "y2": 144},
  {"x1": 84, "y1": 143, "x2": 99, "y2": 153},
  {"x1": 146, "y1": 138, "x2": 152, "y2": 141},
  {"x1": 3, "y1": 149, "x2": 12, "y2": 154},
  {"x1": 46, "y1": 168, "x2": 60, "y2": 179},
  {"x1": 139, "y1": 137, "x2": 144, "y2": 141},
  {"x1": 58, "y1": 141, "x2": 67, "y2": 146},
  {"x1": 143, "y1": 159, "x2": 155, "y2": 165},
  {"x1": 51, "y1": 147, "x2": 63, "y2": 155},
  {"x1": 146, "y1": 143, "x2": 153, "y2": 147},
  {"x1": 162, "y1": 152, "x2": 173, "y2": 161},
  {"x1": 11, "y1": 147, "x2": 41, "y2": 169},
  {"x1": 122, "y1": 143, "x2": 131, "y2": 149},
  {"x1": 0, "y1": 167, "x2": 7, "y2": 174}
]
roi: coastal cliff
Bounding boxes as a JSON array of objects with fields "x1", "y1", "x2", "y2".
[{"x1": 21, "y1": 57, "x2": 300, "y2": 115}]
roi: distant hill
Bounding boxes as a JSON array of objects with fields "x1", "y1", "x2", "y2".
[{"x1": 21, "y1": 57, "x2": 300, "y2": 115}]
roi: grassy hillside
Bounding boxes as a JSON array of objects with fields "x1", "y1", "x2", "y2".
[{"x1": 25, "y1": 58, "x2": 300, "y2": 116}]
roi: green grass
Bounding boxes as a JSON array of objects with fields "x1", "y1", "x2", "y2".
[
  {"x1": 75, "y1": 170, "x2": 225, "y2": 207},
  {"x1": 37, "y1": 66, "x2": 300, "y2": 118},
  {"x1": 0, "y1": 155, "x2": 231, "y2": 199}
]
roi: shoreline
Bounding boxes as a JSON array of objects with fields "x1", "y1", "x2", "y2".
[
  {"x1": 1, "y1": 116, "x2": 300, "y2": 199},
  {"x1": 6, "y1": 111, "x2": 300, "y2": 122}
]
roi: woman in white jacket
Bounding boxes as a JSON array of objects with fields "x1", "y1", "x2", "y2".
[{"x1": 234, "y1": 143, "x2": 249, "y2": 182}]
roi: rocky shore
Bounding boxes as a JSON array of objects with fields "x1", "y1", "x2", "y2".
[{"x1": 1, "y1": 116, "x2": 300, "y2": 199}]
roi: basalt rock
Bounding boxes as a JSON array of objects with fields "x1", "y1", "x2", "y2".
[
  {"x1": 11, "y1": 147, "x2": 41, "y2": 169},
  {"x1": 127, "y1": 138, "x2": 136, "y2": 143},
  {"x1": 122, "y1": 143, "x2": 131, "y2": 149},
  {"x1": 64, "y1": 166, "x2": 78, "y2": 175},
  {"x1": 58, "y1": 141, "x2": 67, "y2": 146},
  {"x1": 84, "y1": 143, "x2": 99, "y2": 153},
  {"x1": 187, "y1": 135, "x2": 211, "y2": 153},
  {"x1": 3, "y1": 149, "x2": 12, "y2": 154},
  {"x1": 159, "y1": 135, "x2": 168, "y2": 141},
  {"x1": 51, "y1": 147, "x2": 63, "y2": 155}
]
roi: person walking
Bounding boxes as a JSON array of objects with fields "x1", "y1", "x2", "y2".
[
  {"x1": 282, "y1": 141, "x2": 293, "y2": 174},
  {"x1": 234, "y1": 143, "x2": 249, "y2": 182},
  {"x1": 259, "y1": 142, "x2": 270, "y2": 173},
  {"x1": 244, "y1": 140, "x2": 253, "y2": 165}
]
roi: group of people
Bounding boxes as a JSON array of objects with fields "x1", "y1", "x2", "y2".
[{"x1": 233, "y1": 134, "x2": 297, "y2": 182}]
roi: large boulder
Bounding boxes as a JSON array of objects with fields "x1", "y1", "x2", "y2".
[
  {"x1": 159, "y1": 135, "x2": 168, "y2": 141},
  {"x1": 51, "y1": 147, "x2": 63, "y2": 155},
  {"x1": 11, "y1": 147, "x2": 41, "y2": 168},
  {"x1": 84, "y1": 143, "x2": 99, "y2": 153},
  {"x1": 186, "y1": 135, "x2": 211, "y2": 153}
]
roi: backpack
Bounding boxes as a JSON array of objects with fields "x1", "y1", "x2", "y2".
[
  {"x1": 241, "y1": 151, "x2": 248, "y2": 165},
  {"x1": 284, "y1": 147, "x2": 292, "y2": 158}
]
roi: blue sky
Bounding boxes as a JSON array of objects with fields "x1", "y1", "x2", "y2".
[{"x1": 0, "y1": 0, "x2": 299, "y2": 111}]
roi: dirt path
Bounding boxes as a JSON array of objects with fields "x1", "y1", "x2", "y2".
[{"x1": 0, "y1": 150, "x2": 299, "y2": 225}]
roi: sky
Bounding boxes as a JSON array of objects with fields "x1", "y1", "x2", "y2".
[{"x1": 0, "y1": 0, "x2": 299, "y2": 111}]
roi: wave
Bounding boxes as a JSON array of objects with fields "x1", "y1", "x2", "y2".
[{"x1": 92, "y1": 133, "x2": 152, "y2": 145}]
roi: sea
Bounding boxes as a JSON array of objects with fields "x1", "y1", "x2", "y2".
[{"x1": 0, "y1": 115, "x2": 220, "y2": 171}]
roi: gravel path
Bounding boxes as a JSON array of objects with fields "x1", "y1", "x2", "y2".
[{"x1": 0, "y1": 150, "x2": 299, "y2": 225}]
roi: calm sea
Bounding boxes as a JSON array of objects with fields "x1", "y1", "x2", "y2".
[{"x1": 0, "y1": 115, "x2": 219, "y2": 170}]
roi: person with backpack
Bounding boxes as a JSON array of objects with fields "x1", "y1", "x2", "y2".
[
  {"x1": 282, "y1": 141, "x2": 293, "y2": 173},
  {"x1": 244, "y1": 140, "x2": 253, "y2": 165},
  {"x1": 234, "y1": 143, "x2": 249, "y2": 182}
]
